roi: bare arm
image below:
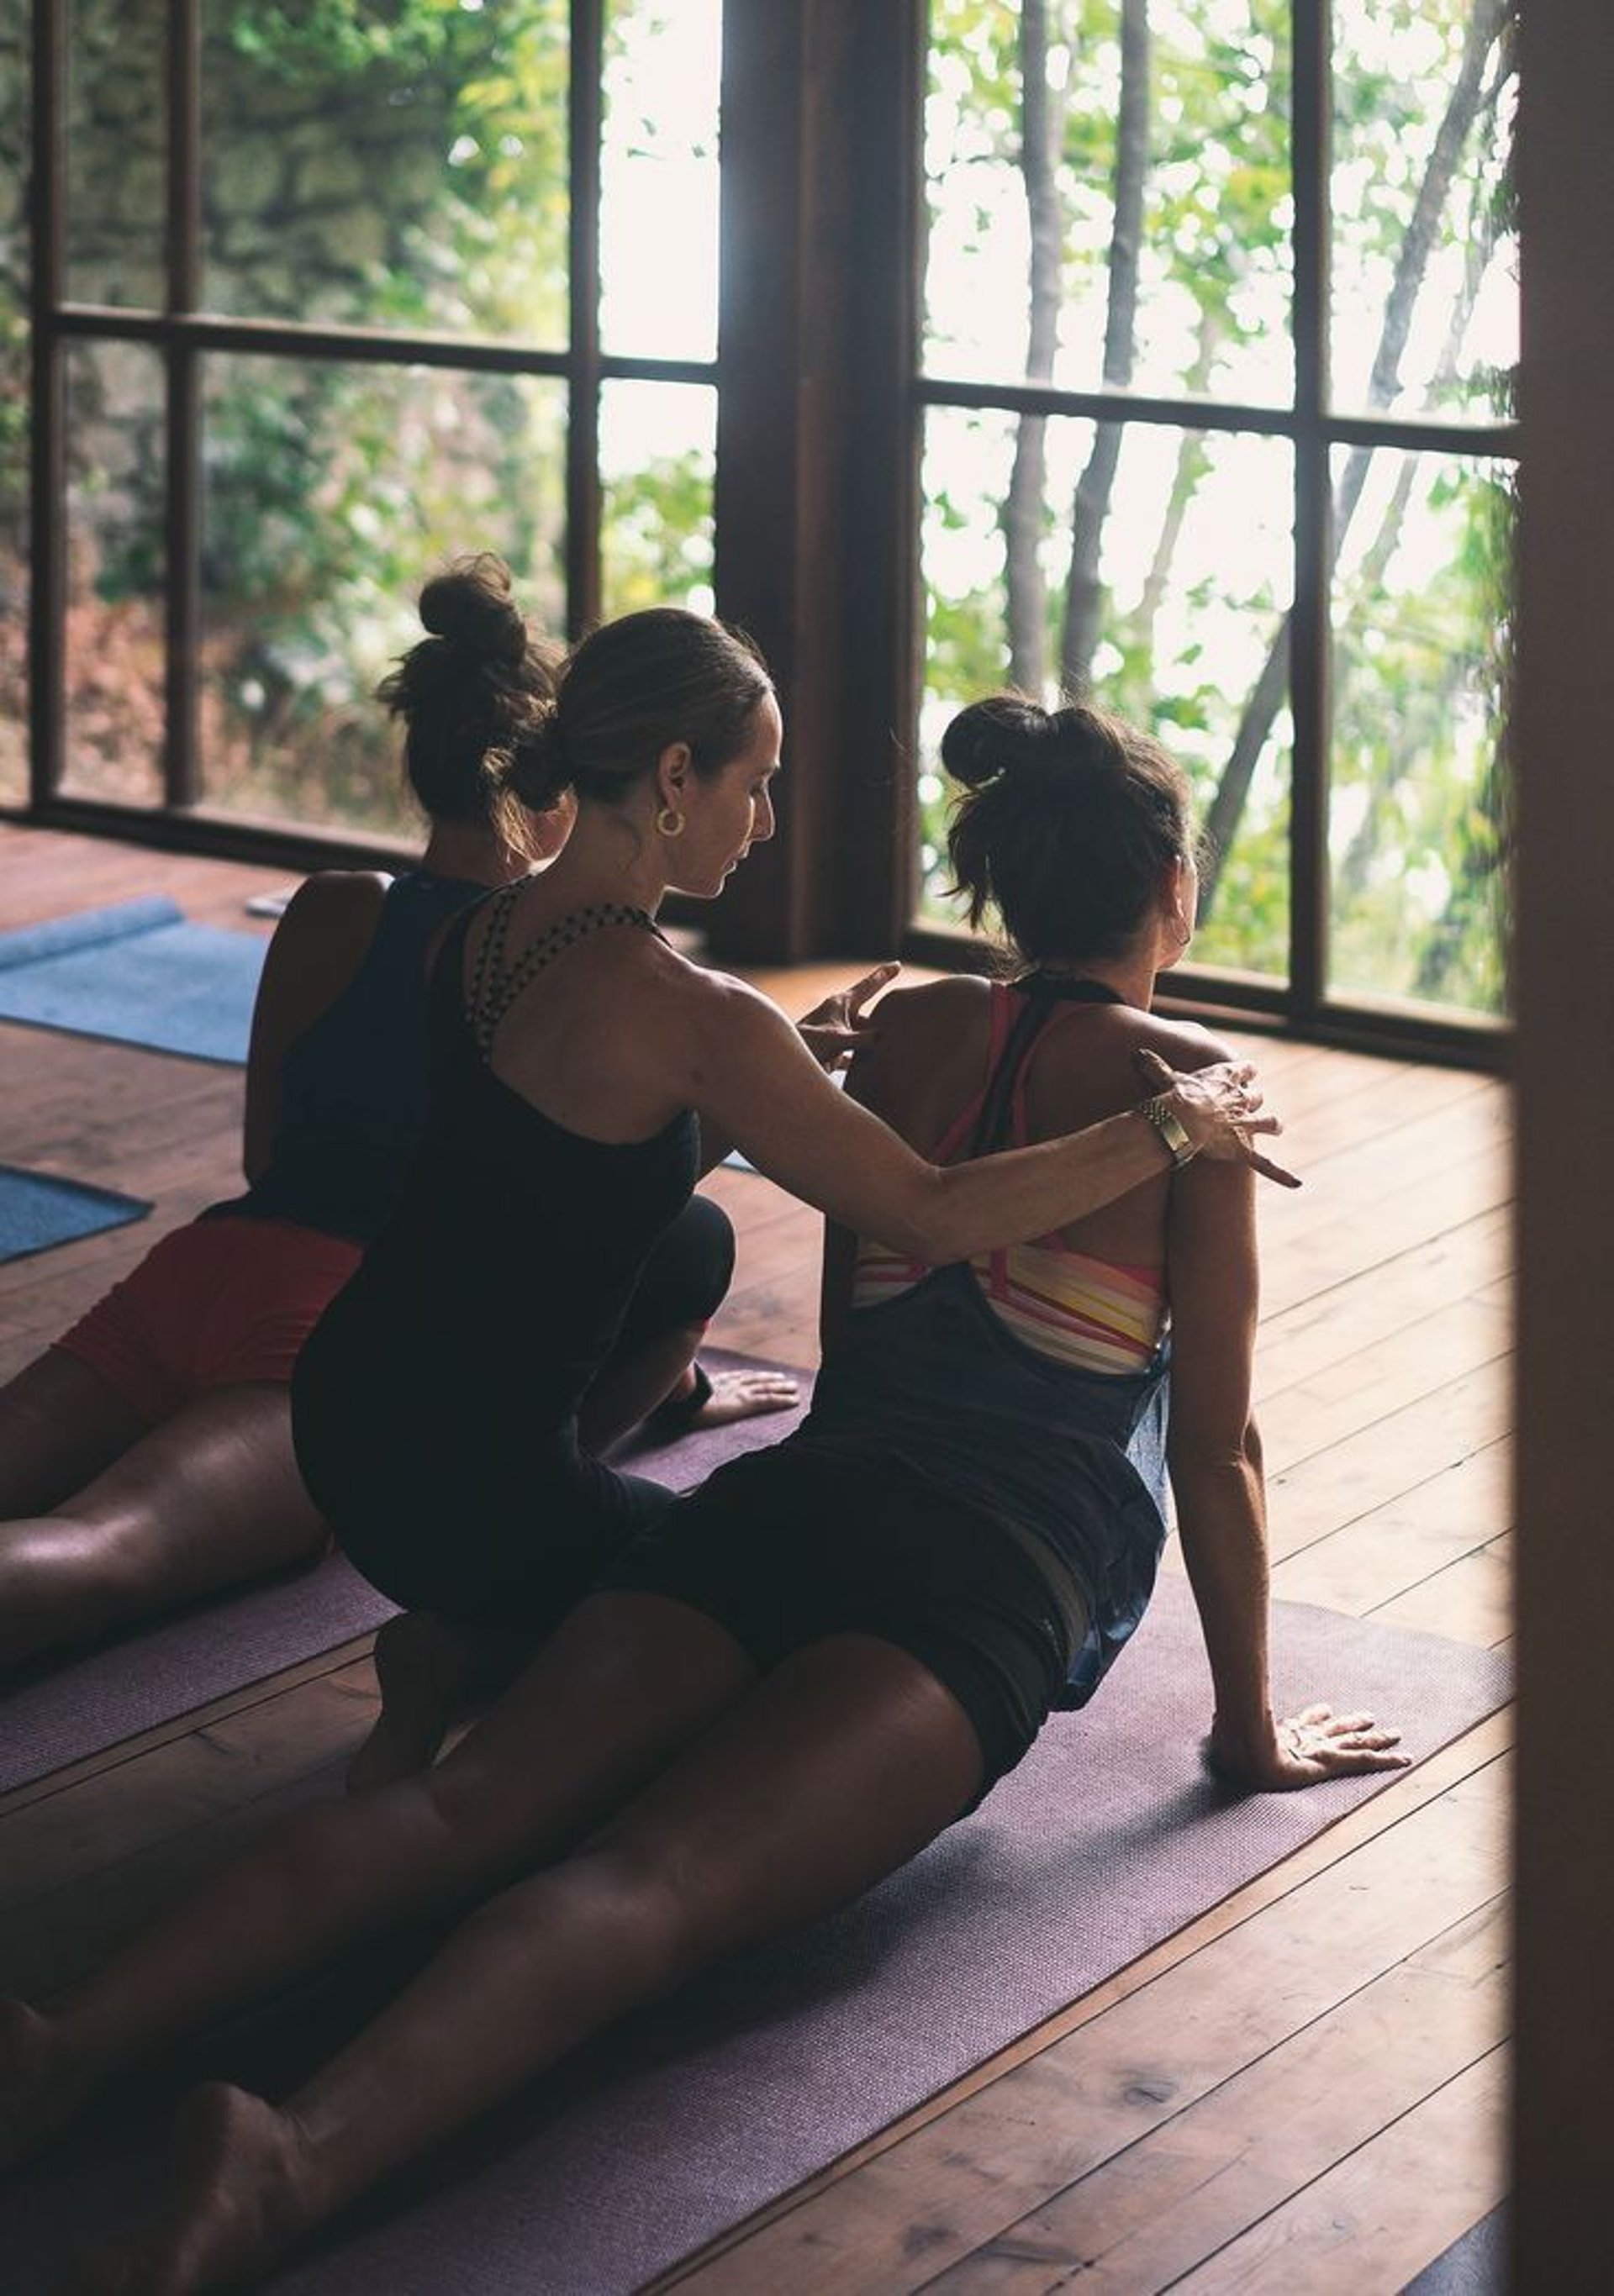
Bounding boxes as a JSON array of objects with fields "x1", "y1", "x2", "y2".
[
  {"x1": 241, "y1": 874, "x2": 390, "y2": 1183},
  {"x1": 680, "y1": 974, "x2": 1279, "y2": 1265},
  {"x1": 1167, "y1": 1158, "x2": 1407, "y2": 1790}
]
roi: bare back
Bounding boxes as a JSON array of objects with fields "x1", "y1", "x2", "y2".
[{"x1": 841, "y1": 976, "x2": 1232, "y2": 1273}]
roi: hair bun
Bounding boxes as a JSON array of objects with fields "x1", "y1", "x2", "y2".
[
  {"x1": 418, "y1": 553, "x2": 528, "y2": 669},
  {"x1": 939, "y1": 695, "x2": 1051, "y2": 789}
]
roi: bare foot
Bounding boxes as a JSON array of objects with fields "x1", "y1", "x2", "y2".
[
  {"x1": 65, "y1": 2082, "x2": 321, "y2": 2294},
  {"x1": 345, "y1": 1613, "x2": 477, "y2": 1793},
  {"x1": 0, "y1": 1995, "x2": 92, "y2": 2167}
]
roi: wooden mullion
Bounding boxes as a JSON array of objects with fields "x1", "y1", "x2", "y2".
[
  {"x1": 27, "y1": 0, "x2": 66, "y2": 809},
  {"x1": 162, "y1": 0, "x2": 202, "y2": 808},
  {"x1": 1288, "y1": 0, "x2": 1332, "y2": 1023},
  {"x1": 565, "y1": 0, "x2": 604, "y2": 640}
]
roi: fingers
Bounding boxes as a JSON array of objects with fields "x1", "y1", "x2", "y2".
[
  {"x1": 1281, "y1": 1706, "x2": 1411, "y2": 1776},
  {"x1": 845, "y1": 960, "x2": 901, "y2": 1017},
  {"x1": 1246, "y1": 1147, "x2": 1303, "y2": 1189}
]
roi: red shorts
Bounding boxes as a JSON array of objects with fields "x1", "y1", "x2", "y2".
[{"x1": 56, "y1": 1215, "x2": 363, "y2": 1426}]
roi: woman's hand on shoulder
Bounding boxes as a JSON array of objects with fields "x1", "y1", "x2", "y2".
[
  {"x1": 1134, "y1": 1042, "x2": 1300, "y2": 1189},
  {"x1": 794, "y1": 961, "x2": 901, "y2": 1071},
  {"x1": 1206, "y1": 1703, "x2": 1411, "y2": 1793}
]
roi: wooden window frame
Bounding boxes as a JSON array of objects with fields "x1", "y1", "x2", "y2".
[
  {"x1": 19, "y1": 0, "x2": 718, "y2": 872},
  {"x1": 709, "y1": 1, "x2": 1516, "y2": 1071},
  {"x1": 17, "y1": 0, "x2": 1514, "y2": 1066}
]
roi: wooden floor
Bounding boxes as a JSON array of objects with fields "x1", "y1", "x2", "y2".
[{"x1": 0, "y1": 825, "x2": 1512, "y2": 2293}]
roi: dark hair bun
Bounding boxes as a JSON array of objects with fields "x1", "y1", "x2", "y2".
[
  {"x1": 939, "y1": 694, "x2": 1051, "y2": 789},
  {"x1": 418, "y1": 553, "x2": 528, "y2": 668}
]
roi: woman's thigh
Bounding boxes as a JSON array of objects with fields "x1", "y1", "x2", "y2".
[
  {"x1": 582, "y1": 1632, "x2": 986, "y2": 1957},
  {"x1": 0, "y1": 1348, "x2": 153, "y2": 1517}
]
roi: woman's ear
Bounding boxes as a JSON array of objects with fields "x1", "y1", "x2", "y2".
[
  {"x1": 1163, "y1": 855, "x2": 1195, "y2": 947},
  {"x1": 655, "y1": 740, "x2": 693, "y2": 813}
]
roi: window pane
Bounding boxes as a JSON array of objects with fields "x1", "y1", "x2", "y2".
[
  {"x1": 198, "y1": 355, "x2": 567, "y2": 836},
  {"x1": 918, "y1": 406, "x2": 1293, "y2": 982},
  {"x1": 599, "y1": 380, "x2": 715, "y2": 619},
  {"x1": 1328, "y1": 448, "x2": 1511, "y2": 1017},
  {"x1": 1331, "y1": 0, "x2": 1516, "y2": 422},
  {"x1": 601, "y1": 0, "x2": 720, "y2": 361},
  {"x1": 60, "y1": 341, "x2": 166, "y2": 807},
  {"x1": 201, "y1": 0, "x2": 570, "y2": 344},
  {"x1": 0, "y1": 0, "x2": 28, "y2": 805},
  {"x1": 923, "y1": 0, "x2": 1292, "y2": 407},
  {"x1": 68, "y1": 0, "x2": 166, "y2": 309}
]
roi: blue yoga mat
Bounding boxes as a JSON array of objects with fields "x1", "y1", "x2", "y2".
[
  {"x1": 0, "y1": 1164, "x2": 151, "y2": 1264},
  {"x1": 0, "y1": 898, "x2": 266, "y2": 1064}
]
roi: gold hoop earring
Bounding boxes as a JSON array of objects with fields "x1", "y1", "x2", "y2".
[{"x1": 655, "y1": 805, "x2": 686, "y2": 839}]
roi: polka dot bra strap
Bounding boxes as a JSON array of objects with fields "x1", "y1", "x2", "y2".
[{"x1": 467, "y1": 882, "x2": 661, "y2": 1061}]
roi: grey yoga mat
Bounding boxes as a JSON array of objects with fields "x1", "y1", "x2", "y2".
[
  {"x1": 0, "y1": 1351, "x2": 810, "y2": 1795},
  {"x1": 3, "y1": 1577, "x2": 1511, "y2": 2294}
]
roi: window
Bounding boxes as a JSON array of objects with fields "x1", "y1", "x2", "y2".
[
  {"x1": 914, "y1": 0, "x2": 1516, "y2": 1040},
  {"x1": 23, "y1": 0, "x2": 721, "y2": 845}
]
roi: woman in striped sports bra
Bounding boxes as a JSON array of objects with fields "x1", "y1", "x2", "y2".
[{"x1": 6, "y1": 682, "x2": 1375, "y2": 2292}]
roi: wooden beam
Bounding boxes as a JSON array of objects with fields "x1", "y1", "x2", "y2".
[{"x1": 1511, "y1": 0, "x2": 1614, "y2": 2280}]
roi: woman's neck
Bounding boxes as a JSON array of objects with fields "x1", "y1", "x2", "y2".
[
  {"x1": 418, "y1": 821, "x2": 530, "y2": 888},
  {"x1": 524, "y1": 802, "x2": 669, "y2": 914},
  {"x1": 1026, "y1": 952, "x2": 1158, "y2": 1011}
]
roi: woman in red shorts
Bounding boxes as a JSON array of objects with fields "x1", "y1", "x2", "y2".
[{"x1": 0, "y1": 559, "x2": 795, "y2": 1672}]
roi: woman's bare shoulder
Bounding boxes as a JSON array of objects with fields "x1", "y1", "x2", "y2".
[
  {"x1": 1101, "y1": 1007, "x2": 1239, "y2": 1074},
  {"x1": 270, "y1": 870, "x2": 393, "y2": 959}
]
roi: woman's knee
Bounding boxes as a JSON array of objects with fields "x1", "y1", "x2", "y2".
[
  {"x1": 630, "y1": 1198, "x2": 736, "y2": 1335},
  {"x1": 533, "y1": 1831, "x2": 718, "y2": 1993}
]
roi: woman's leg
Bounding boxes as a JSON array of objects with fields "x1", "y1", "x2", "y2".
[
  {"x1": 0, "y1": 1382, "x2": 329, "y2": 1671},
  {"x1": 0, "y1": 1348, "x2": 150, "y2": 1519},
  {"x1": 0, "y1": 1591, "x2": 756, "y2": 2160},
  {"x1": 71, "y1": 1635, "x2": 984, "y2": 2293},
  {"x1": 578, "y1": 1195, "x2": 796, "y2": 1451}
]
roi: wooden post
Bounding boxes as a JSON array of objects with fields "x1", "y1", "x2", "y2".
[
  {"x1": 709, "y1": 0, "x2": 922, "y2": 964},
  {"x1": 1511, "y1": 1, "x2": 1614, "y2": 2283}
]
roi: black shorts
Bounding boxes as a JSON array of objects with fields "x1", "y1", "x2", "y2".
[{"x1": 614, "y1": 1442, "x2": 1089, "y2": 1798}]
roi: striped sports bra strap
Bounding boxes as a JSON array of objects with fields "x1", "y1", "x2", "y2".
[
  {"x1": 968, "y1": 993, "x2": 1057, "y2": 1160},
  {"x1": 967, "y1": 973, "x2": 1127, "y2": 1160}
]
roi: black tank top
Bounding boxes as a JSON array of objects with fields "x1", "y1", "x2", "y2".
[
  {"x1": 209, "y1": 869, "x2": 486, "y2": 1244},
  {"x1": 295, "y1": 894, "x2": 700, "y2": 1454}
]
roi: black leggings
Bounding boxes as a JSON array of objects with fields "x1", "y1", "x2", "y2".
[
  {"x1": 298, "y1": 1193, "x2": 739, "y2": 1627},
  {"x1": 608, "y1": 1193, "x2": 735, "y2": 1362}
]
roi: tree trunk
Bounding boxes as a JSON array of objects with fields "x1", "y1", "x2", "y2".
[
  {"x1": 1337, "y1": 167, "x2": 1507, "y2": 904},
  {"x1": 1134, "y1": 304, "x2": 1227, "y2": 659},
  {"x1": 1005, "y1": 0, "x2": 1068, "y2": 692},
  {"x1": 1058, "y1": 0, "x2": 1150, "y2": 692},
  {"x1": 1198, "y1": 0, "x2": 1511, "y2": 917}
]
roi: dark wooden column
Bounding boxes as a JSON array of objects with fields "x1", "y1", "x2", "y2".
[
  {"x1": 1511, "y1": 0, "x2": 1614, "y2": 2282},
  {"x1": 708, "y1": 0, "x2": 923, "y2": 964}
]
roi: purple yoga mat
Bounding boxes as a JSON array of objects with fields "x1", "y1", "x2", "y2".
[
  {"x1": 0, "y1": 1353, "x2": 810, "y2": 1796},
  {"x1": 3, "y1": 1578, "x2": 1510, "y2": 2294}
]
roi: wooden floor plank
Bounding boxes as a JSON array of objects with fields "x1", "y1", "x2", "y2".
[
  {"x1": 921, "y1": 1896, "x2": 1506, "y2": 2293},
  {"x1": 1253, "y1": 1209, "x2": 1511, "y2": 1404},
  {"x1": 1172, "y1": 2047, "x2": 1508, "y2": 2293},
  {"x1": 1271, "y1": 1436, "x2": 1512, "y2": 1620}
]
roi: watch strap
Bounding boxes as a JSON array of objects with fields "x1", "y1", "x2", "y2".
[{"x1": 1137, "y1": 1092, "x2": 1196, "y2": 1169}]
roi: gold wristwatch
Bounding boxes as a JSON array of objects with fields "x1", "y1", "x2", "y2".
[{"x1": 1137, "y1": 1092, "x2": 1196, "y2": 1168}]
